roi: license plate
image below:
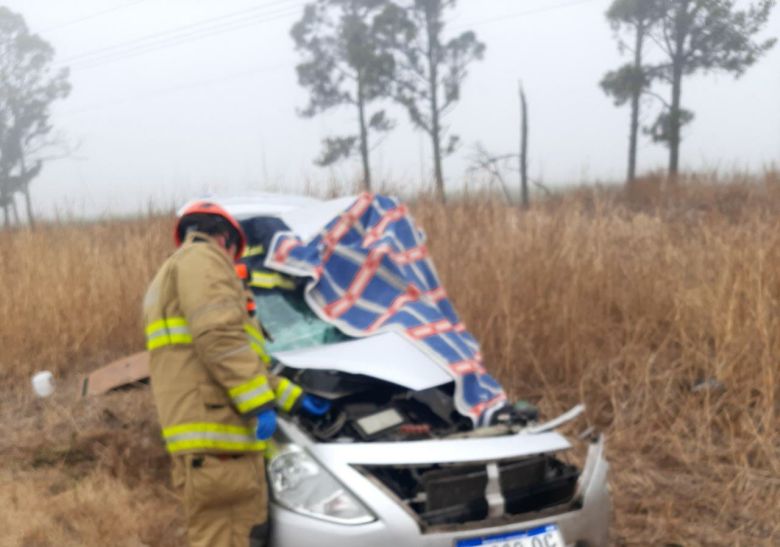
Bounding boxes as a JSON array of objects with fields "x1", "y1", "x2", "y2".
[{"x1": 456, "y1": 524, "x2": 565, "y2": 547}]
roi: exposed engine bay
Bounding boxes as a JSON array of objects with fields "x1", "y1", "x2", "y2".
[{"x1": 276, "y1": 366, "x2": 540, "y2": 443}]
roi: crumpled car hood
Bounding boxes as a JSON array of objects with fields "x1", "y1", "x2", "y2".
[{"x1": 274, "y1": 331, "x2": 453, "y2": 392}]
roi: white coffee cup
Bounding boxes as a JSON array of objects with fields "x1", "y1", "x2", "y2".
[{"x1": 32, "y1": 371, "x2": 55, "y2": 398}]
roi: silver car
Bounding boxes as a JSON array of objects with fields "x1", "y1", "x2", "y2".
[{"x1": 202, "y1": 194, "x2": 611, "y2": 547}]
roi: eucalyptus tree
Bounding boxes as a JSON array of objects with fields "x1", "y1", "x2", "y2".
[
  {"x1": 649, "y1": 0, "x2": 776, "y2": 175},
  {"x1": 292, "y1": 0, "x2": 402, "y2": 190},
  {"x1": 390, "y1": 0, "x2": 485, "y2": 201},
  {"x1": 0, "y1": 6, "x2": 71, "y2": 227},
  {"x1": 601, "y1": 0, "x2": 664, "y2": 182}
]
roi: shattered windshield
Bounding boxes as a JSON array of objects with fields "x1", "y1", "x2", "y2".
[{"x1": 253, "y1": 290, "x2": 348, "y2": 353}]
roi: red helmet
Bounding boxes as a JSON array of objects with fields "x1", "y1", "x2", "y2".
[{"x1": 175, "y1": 200, "x2": 247, "y2": 260}]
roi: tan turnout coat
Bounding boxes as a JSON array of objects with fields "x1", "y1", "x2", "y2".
[{"x1": 142, "y1": 231, "x2": 301, "y2": 456}]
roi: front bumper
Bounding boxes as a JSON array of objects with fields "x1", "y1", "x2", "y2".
[{"x1": 270, "y1": 422, "x2": 610, "y2": 547}]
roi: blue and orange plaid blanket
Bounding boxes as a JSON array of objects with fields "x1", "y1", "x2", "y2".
[{"x1": 266, "y1": 193, "x2": 507, "y2": 426}]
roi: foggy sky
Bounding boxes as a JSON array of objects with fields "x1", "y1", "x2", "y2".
[{"x1": 4, "y1": 0, "x2": 779, "y2": 217}]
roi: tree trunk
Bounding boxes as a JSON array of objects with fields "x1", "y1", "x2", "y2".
[
  {"x1": 668, "y1": 57, "x2": 684, "y2": 177},
  {"x1": 431, "y1": 103, "x2": 444, "y2": 202},
  {"x1": 519, "y1": 82, "x2": 529, "y2": 209},
  {"x1": 23, "y1": 184, "x2": 35, "y2": 228},
  {"x1": 11, "y1": 196, "x2": 20, "y2": 225},
  {"x1": 356, "y1": 74, "x2": 372, "y2": 192},
  {"x1": 18, "y1": 157, "x2": 38, "y2": 227},
  {"x1": 0, "y1": 177, "x2": 8, "y2": 228},
  {"x1": 426, "y1": 8, "x2": 445, "y2": 202},
  {"x1": 668, "y1": 4, "x2": 688, "y2": 177},
  {"x1": 627, "y1": 21, "x2": 645, "y2": 183}
]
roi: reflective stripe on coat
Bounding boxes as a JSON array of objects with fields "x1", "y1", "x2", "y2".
[{"x1": 142, "y1": 232, "x2": 301, "y2": 455}]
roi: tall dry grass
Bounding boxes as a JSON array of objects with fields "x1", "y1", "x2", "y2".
[
  {"x1": 0, "y1": 217, "x2": 172, "y2": 382},
  {"x1": 1, "y1": 174, "x2": 779, "y2": 545}
]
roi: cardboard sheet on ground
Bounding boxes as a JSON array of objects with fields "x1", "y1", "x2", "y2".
[{"x1": 82, "y1": 351, "x2": 149, "y2": 396}]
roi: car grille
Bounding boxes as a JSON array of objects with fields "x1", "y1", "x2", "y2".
[{"x1": 360, "y1": 455, "x2": 579, "y2": 528}]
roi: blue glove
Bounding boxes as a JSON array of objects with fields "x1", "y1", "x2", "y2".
[
  {"x1": 255, "y1": 410, "x2": 277, "y2": 440},
  {"x1": 300, "y1": 394, "x2": 331, "y2": 416}
]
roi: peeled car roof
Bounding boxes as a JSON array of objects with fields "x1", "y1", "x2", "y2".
[{"x1": 179, "y1": 193, "x2": 357, "y2": 243}]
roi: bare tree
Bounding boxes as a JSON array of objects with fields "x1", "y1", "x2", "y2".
[
  {"x1": 467, "y1": 144, "x2": 513, "y2": 202},
  {"x1": 0, "y1": 6, "x2": 71, "y2": 227},
  {"x1": 389, "y1": 0, "x2": 485, "y2": 201},
  {"x1": 649, "y1": 0, "x2": 776, "y2": 175},
  {"x1": 466, "y1": 82, "x2": 531, "y2": 208},
  {"x1": 601, "y1": 0, "x2": 664, "y2": 183},
  {"x1": 291, "y1": 0, "x2": 401, "y2": 191},
  {"x1": 519, "y1": 82, "x2": 529, "y2": 209}
]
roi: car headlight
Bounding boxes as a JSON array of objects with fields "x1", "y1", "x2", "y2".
[{"x1": 267, "y1": 445, "x2": 375, "y2": 525}]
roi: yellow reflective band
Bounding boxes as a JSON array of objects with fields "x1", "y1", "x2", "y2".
[
  {"x1": 162, "y1": 422, "x2": 265, "y2": 453},
  {"x1": 169, "y1": 333, "x2": 193, "y2": 345},
  {"x1": 242, "y1": 245, "x2": 266, "y2": 258},
  {"x1": 244, "y1": 323, "x2": 265, "y2": 344},
  {"x1": 275, "y1": 378, "x2": 303, "y2": 413},
  {"x1": 235, "y1": 391, "x2": 275, "y2": 414},
  {"x1": 145, "y1": 319, "x2": 167, "y2": 336},
  {"x1": 228, "y1": 375, "x2": 269, "y2": 398},
  {"x1": 163, "y1": 422, "x2": 253, "y2": 437},
  {"x1": 147, "y1": 336, "x2": 170, "y2": 351},
  {"x1": 165, "y1": 439, "x2": 266, "y2": 453},
  {"x1": 228, "y1": 375, "x2": 275, "y2": 415},
  {"x1": 249, "y1": 271, "x2": 296, "y2": 290},
  {"x1": 244, "y1": 323, "x2": 270, "y2": 363},
  {"x1": 145, "y1": 317, "x2": 192, "y2": 350},
  {"x1": 166, "y1": 317, "x2": 188, "y2": 328},
  {"x1": 249, "y1": 341, "x2": 270, "y2": 363}
]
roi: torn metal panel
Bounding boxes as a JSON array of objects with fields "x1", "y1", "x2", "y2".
[
  {"x1": 525, "y1": 404, "x2": 585, "y2": 434},
  {"x1": 276, "y1": 332, "x2": 452, "y2": 392},
  {"x1": 81, "y1": 351, "x2": 150, "y2": 397}
]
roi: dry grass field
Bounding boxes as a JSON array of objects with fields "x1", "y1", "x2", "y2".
[{"x1": 1, "y1": 174, "x2": 779, "y2": 546}]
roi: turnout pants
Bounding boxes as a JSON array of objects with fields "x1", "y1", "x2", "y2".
[{"x1": 172, "y1": 453, "x2": 269, "y2": 547}]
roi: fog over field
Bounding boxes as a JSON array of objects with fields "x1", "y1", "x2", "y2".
[
  {"x1": 2, "y1": 3, "x2": 780, "y2": 544},
  {"x1": 3, "y1": 177, "x2": 780, "y2": 544},
  {"x1": 3, "y1": 0, "x2": 779, "y2": 217}
]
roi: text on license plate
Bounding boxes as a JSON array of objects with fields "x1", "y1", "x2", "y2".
[{"x1": 456, "y1": 524, "x2": 565, "y2": 547}]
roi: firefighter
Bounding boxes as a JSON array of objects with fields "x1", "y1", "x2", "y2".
[
  {"x1": 142, "y1": 200, "x2": 330, "y2": 547},
  {"x1": 239, "y1": 216, "x2": 298, "y2": 293}
]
